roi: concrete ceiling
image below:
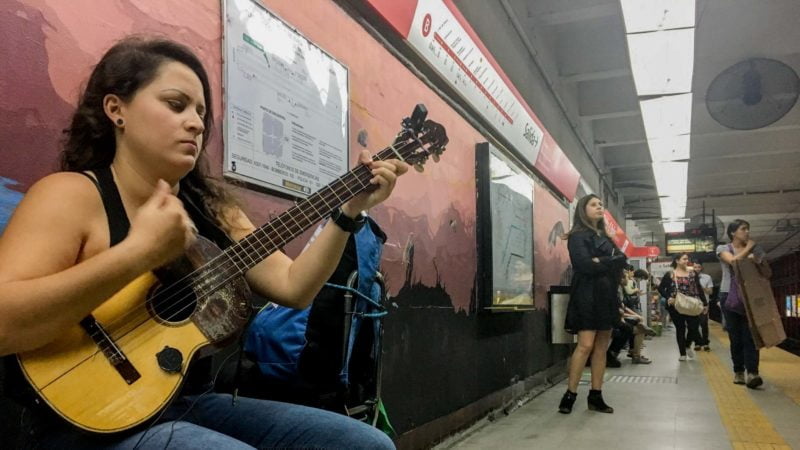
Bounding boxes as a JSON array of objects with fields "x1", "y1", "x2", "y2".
[{"x1": 456, "y1": 0, "x2": 800, "y2": 259}]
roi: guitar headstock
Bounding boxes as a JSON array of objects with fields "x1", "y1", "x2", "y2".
[{"x1": 390, "y1": 104, "x2": 449, "y2": 172}]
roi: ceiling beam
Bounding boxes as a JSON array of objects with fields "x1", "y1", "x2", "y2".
[
  {"x1": 535, "y1": 3, "x2": 619, "y2": 26},
  {"x1": 595, "y1": 138, "x2": 646, "y2": 148},
  {"x1": 623, "y1": 189, "x2": 800, "y2": 209},
  {"x1": 604, "y1": 147, "x2": 800, "y2": 170},
  {"x1": 596, "y1": 124, "x2": 800, "y2": 148},
  {"x1": 581, "y1": 110, "x2": 640, "y2": 121},
  {"x1": 694, "y1": 123, "x2": 800, "y2": 140},
  {"x1": 561, "y1": 68, "x2": 630, "y2": 83}
]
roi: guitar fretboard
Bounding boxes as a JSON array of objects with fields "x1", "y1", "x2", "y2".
[{"x1": 212, "y1": 141, "x2": 416, "y2": 276}]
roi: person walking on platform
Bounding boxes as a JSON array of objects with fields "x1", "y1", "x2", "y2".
[
  {"x1": 693, "y1": 263, "x2": 714, "y2": 351},
  {"x1": 558, "y1": 194, "x2": 626, "y2": 414},
  {"x1": 717, "y1": 219, "x2": 766, "y2": 389},
  {"x1": 658, "y1": 253, "x2": 707, "y2": 361}
]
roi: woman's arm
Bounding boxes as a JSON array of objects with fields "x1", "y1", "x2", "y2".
[
  {"x1": 229, "y1": 151, "x2": 408, "y2": 309},
  {"x1": 567, "y1": 233, "x2": 610, "y2": 275},
  {"x1": 0, "y1": 175, "x2": 193, "y2": 355},
  {"x1": 657, "y1": 272, "x2": 673, "y2": 300},
  {"x1": 718, "y1": 240, "x2": 755, "y2": 265},
  {"x1": 226, "y1": 209, "x2": 351, "y2": 309}
]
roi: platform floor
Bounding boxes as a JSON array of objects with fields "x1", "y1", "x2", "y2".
[{"x1": 439, "y1": 321, "x2": 800, "y2": 450}]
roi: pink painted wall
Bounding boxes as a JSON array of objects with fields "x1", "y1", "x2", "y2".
[
  {"x1": 0, "y1": 0, "x2": 484, "y2": 312},
  {"x1": 532, "y1": 183, "x2": 571, "y2": 309}
]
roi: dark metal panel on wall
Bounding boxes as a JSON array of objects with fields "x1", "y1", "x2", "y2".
[{"x1": 381, "y1": 295, "x2": 569, "y2": 439}]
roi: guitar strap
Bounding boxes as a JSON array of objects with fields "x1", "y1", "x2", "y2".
[
  {"x1": 78, "y1": 167, "x2": 130, "y2": 246},
  {"x1": 77, "y1": 168, "x2": 234, "y2": 250}
]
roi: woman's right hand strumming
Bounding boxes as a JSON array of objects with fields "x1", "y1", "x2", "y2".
[{"x1": 125, "y1": 180, "x2": 197, "y2": 270}]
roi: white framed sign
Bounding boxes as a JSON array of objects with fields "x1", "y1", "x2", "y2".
[
  {"x1": 223, "y1": 0, "x2": 349, "y2": 197},
  {"x1": 405, "y1": 0, "x2": 544, "y2": 164}
]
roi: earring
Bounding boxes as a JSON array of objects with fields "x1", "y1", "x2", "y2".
[{"x1": 116, "y1": 118, "x2": 124, "y2": 126}]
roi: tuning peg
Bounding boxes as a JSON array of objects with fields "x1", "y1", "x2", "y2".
[
  {"x1": 414, "y1": 163, "x2": 425, "y2": 173},
  {"x1": 432, "y1": 153, "x2": 440, "y2": 163}
]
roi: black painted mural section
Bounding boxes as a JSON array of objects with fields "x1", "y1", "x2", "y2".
[{"x1": 381, "y1": 282, "x2": 570, "y2": 434}]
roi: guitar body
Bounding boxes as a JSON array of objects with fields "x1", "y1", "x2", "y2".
[{"x1": 17, "y1": 236, "x2": 252, "y2": 434}]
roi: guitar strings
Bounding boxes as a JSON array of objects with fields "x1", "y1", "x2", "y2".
[
  {"x1": 110, "y1": 164, "x2": 377, "y2": 349},
  {"x1": 115, "y1": 145, "x2": 397, "y2": 330},
  {"x1": 88, "y1": 160, "x2": 379, "y2": 359},
  {"x1": 104, "y1": 159, "x2": 377, "y2": 343},
  {"x1": 104, "y1": 146, "x2": 407, "y2": 354},
  {"x1": 86, "y1": 139, "x2": 421, "y2": 352}
]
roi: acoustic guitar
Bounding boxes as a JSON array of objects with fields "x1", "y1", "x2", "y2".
[{"x1": 17, "y1": 105, "x2": 448, "y2": 433}]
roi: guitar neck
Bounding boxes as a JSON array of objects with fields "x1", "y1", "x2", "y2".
[{"x1": 223, "y1": 146, "x2": 400, "y2": 273}]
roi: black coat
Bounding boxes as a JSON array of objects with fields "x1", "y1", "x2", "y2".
[{"x1": 565, "y1": 230, "x2": 627, "y2": 334}]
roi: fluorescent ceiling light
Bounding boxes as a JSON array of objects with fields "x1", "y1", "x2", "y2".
[
  {"x1": 628, "y1": 29, "x2": 694, "y2": 95},
  {"x1": 621, "y1": 0, "x2": 696, "y2": 33},
  {"x1": 648, "y1": 135, "x2": 690, "y2": 162},
  {"x1": 659, "y1": 196, "x2": 687, "y2": 220},
  {"x1": 652, "y1": 161, "x2": 688, "y2": 197},
  {"x1": 662, "y1": 221, "x2": 686, "y2": 233},
  {"x1": 658, "y1": 196, "x2": 687, "y2": 219},
  {"x1": 659, "y1": 196, "x2": 686, "y2": 214},
  {"x1": 640, "y1": 93, "x2": 693, "y2": 139}
]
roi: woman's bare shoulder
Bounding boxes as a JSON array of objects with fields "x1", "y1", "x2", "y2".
[
  {"x1": 3, "y1": 172, "x2": 102, "y2": 237},
  {"x1": 28, "y1": 171, "x2": 98, "y2": 193},
  {"x1": 26, "y1": 171, "x2": 101, "y2": 206},
  {"x1": 0, "y1": 172, "x2": 103, "y2": 282}
]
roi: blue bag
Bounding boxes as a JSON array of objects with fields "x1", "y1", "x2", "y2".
[{"x1": 243, "y1": 216, "x2": 387, "y2": 388}]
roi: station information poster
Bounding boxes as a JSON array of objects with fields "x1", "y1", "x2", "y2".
[{"x1": 223, "y1": 0, "x2": 349, "y2": 197}]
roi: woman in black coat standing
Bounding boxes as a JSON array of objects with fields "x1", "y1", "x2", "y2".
[{"x1": 558, "y1": 194, "x2": 626, "y2": 414}]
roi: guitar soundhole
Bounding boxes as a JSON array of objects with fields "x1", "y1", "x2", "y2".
[{"x1": 148, "y1": 280, "x2": 198, "y2": 324}]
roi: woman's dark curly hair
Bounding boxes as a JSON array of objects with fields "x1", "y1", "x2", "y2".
[{"x1": 61, "y1": 36, "x2": 237, "y2": 228}]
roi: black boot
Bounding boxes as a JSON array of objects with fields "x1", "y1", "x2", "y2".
[
  {"x1": 587, "y1": 389, "x2": 613, "y2": 413},
  {"x1": 558, "y1": 390, "x2": 578, "y2": 414}
]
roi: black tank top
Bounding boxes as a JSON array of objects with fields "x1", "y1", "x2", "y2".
[{"x1": 2, "y1": 167, "x2": 236, "y2": 405}]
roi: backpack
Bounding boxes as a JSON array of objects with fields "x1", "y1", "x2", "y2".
[{"x1": 241, "y1": 216, "x2": 388, "y2": 411}]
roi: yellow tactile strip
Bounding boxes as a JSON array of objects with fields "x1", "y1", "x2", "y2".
[
  {"x1": 696, "y1": 322, "x2": 793, "y2": 449},
  {"x1": 710, "y1": 323, "x2": 800, "y2": 408}
]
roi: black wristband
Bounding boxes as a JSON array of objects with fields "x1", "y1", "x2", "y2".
[{"x1": 330, "y1": 207, "x2": 366, "y2": 233}]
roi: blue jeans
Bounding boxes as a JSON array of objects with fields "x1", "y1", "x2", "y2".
[
  {"x1": 720, "y1": 293, "x2": 760, "y2": 374},
  {"x1": 20, "y1": 394, "x2": 395, "y2": 449}
]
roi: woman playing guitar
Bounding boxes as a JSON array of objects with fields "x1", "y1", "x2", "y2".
[{"x1": 0, "y1": 36, "x2": 406, "y2": 449}]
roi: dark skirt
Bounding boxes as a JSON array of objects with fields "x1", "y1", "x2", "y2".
[{"x1": 565, "y1": 273, "x2": 619, "y2": 334}]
